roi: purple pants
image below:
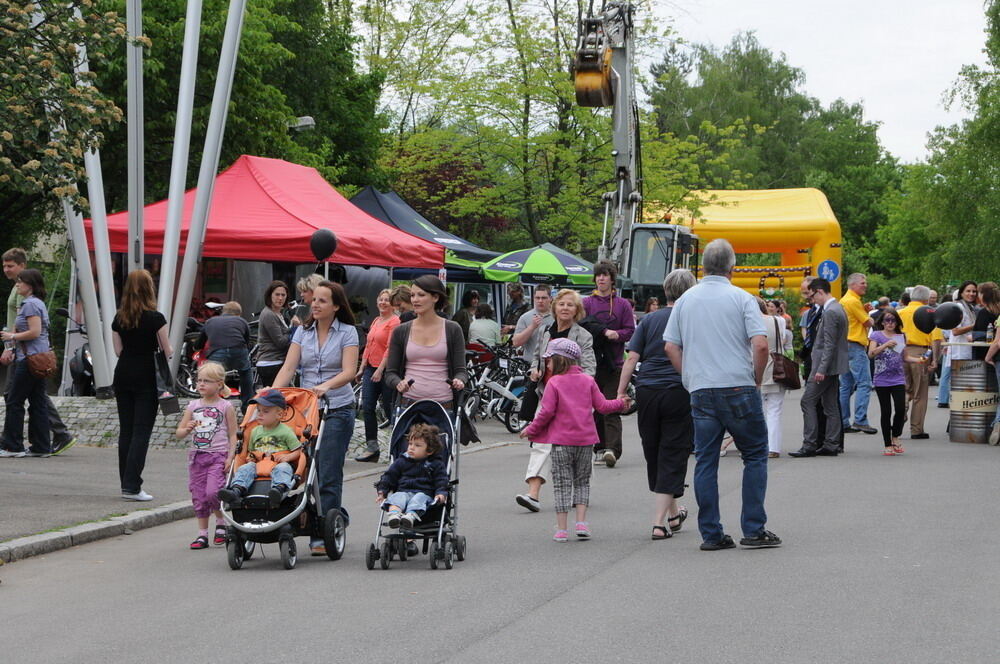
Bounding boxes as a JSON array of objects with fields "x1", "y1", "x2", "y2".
[{"x1": 188, "y1": 450, "x2": 227, "y2": 518}]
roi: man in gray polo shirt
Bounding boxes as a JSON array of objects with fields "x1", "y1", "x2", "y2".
[
  {"x1": 511, "y1": 285, "x2": 553, "y2": 359},
  {"x1": 664, "y1": 239, "x2": 781, "y2": 550}
]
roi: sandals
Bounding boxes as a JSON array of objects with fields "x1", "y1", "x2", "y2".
[
  {"x1": 213, "y1": 525, "x2": 227, "y2": 545},
  {"x1": 189, "y1": 535, "x2": 209, "y2": 550},
  {"x1": 892, "y1": 444, "x2": 905, "y2": 455},
  {"x1": 651, "y1": 525, "x2": 672, "y2": 540},
  {"x1": 667, "y1": 507, "x2": 688, "y2": 533}
]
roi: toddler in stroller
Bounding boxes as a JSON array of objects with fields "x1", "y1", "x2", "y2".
[
  {"x1": 218, "y1": 389, "x2": 301, "y2": 509},
  {"x1": 376, "y1": 423, "x2": 449, "y2": 528}
]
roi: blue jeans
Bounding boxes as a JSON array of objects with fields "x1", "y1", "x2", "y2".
[
  {"x1": 2, "y1": 360, "x2": 51, "y2": 453},
  {"x1": 385, "y1": 491, "x2": 433, "y2": 516},
  {"x1": 839, "y1": 342, "x2": 872, "y2": 427},
  {"x1": 231, "y1": 460, "x2": 293, "y2": 489},
  {"x1": 938, "y1": 362, "x2": 951, "y2": 405},
  {"x1": 317, "y1": 407, "x2": 354, "y2": 519},
  {"x1": 690, "y1": 386, "x2": 769, "y2": 543},
  {"x1": 361, "y1": 364, "x2": 390, "y2": 447},
  {"x1": 206, "y1": 347, "x2": 253, "y2": 412}
]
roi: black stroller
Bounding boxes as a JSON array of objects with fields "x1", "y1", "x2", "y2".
[{"x1": 366, "y1": 399, "x2": 466, "y2": 570}]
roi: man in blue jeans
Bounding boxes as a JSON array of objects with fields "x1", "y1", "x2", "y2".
[
  {"x1": 664, "y1": 239, "x2": 781, "y2": 550},
  {"x1": 838, "y1": 273, "x2": 877, "y2": 435}
]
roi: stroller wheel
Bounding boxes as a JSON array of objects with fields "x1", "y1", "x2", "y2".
[
  {"x1": 455, "y1": 535, "x2": 467, "y2": 561},
  {"x1": 429, "y1": 541, "x2": 439, "y2": 570},
  {"x1": 379, "y1": 542, "x2": 392, "y2": 570},
  {"x1": 396, "y1": 538, "x2": 408, "y2": 562},
  {"x1": 243, "y1": 539, "x2": 256, "y2": 560},
  {"x1": 443, "y1": 540, "x2": 454, "y2": 570},
  {"x1": 280, "y1": 538, "x2": 297, "y2": 570},
  {"x1": 226, "y1": 532, "x2": 245, "y2": 571},
  {"x1": 365, "y1": 543, "x2": 377, "y2": 570},
  {"x1": 323, "y1": 509, "x2": 347, "y2": 561}
]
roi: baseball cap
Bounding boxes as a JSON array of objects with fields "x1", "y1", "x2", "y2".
[
  {"x1": 543, "y1": 337, "x2": 581, "y2": 361},
  {"x1": 250, "y1": 388, "x2": 287, "y2": 409}
]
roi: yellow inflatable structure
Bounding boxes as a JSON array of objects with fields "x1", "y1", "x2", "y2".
[{"x1": 648, "y1": 188, "x2": 843, "y2": 297}]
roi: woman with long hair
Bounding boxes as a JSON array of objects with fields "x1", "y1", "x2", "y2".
[
  {"x1": 256, "y1": 280, "x2": 291, "y2": 388},
  {"x1": 272, "y1": 280, "x2": 358, "y2": 555},
  {"x1": 939, "y1": 281, "x2": 979, "y2": 407},
  {"x1": 0, "y1": 269, "x2": 53, "y2": 457},
  {"x1": 111, "y1": 270, "x2": 172, "y2": 500},
  {"x1": 355, "y1": 288, "x2": 400, "y2": 462}
]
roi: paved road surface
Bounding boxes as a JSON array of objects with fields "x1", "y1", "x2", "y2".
[{"x1": 5, "y1": 391, "x2": 1000, "y2": 663}]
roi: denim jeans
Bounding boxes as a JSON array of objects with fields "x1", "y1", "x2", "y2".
[
  {"x1": 839, "y1": 342, "x2": 872, "y2": 427},
  {"x1": 690, "y1": 386, "x2": 769, "y2": 543},
  {"x1": 937, "y1": 362, "x2": 951, "y2": 405},
  {"x1": 385, "y1": 490, "x2": 433, "y2": 516},
  {"x1": 317, "y1": 407, "x2": 354, "y2": 519},
  {"x1": 231, "y1": 460, "x2": 293, "y2": 489},
  {"x1": 206, "y1": 346, "x2": 254, "y2": 413},
  {"x1": 361, "y1": 364, "x2": 390, "y2": 448},
  {"x1": 2, "y1": 360, "x2": 51, "y2": 453}
]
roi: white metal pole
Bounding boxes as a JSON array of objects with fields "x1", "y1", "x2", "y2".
[
  {"x1": 62, "y1": 201, "x2": 114, "y2": 396},
  {"x1": 158, "y1": 0, "x2": 203, "y2": 320},
  {"x1": 168, "y1": 0, "x2": 248, "y2": 376},
  {"x1": 58, "y1": 255, "x2": 79, "y2": 396},
  {"x1": 126, "y1": 0, "x2": 145, "y2": 273}
]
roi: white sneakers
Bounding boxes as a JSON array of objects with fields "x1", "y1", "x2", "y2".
[
  {"x1": 0, "y1": 450, "x2": 26, "y2": 458},
  {"x1": 603, "y1": 450, "x2": 617, "y2": 468},
  {"x1": 516, "y1": 494, "x2": 540, "y2": 512},
  {"x1": 122, "y1": 490, "x2": 154, "y2": 501}
]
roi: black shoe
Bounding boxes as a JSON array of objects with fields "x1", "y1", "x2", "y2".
[
  {"x1": 268, "y1": 484, "x2": 288, "y2": 508},
  {"x1": 843, "y1": 426, "x2": 860, "y2": 434},
  {"x1": 788, "y1": 447, "x2": 818, "y2": 457},
  {"x1": 816, "y1": 447, "x2": 839, "y2": 456},
  {"x1": 406, "y1": 541, "x2": 419, "y2": 557},
  {"x1": 912, "y1": 433, "x2": 930, "y2": 439},
  {"x1": 218, "y1": 486, "x2": 245, "y2": 506},
  {"x1": 740, "y1": 530, "x2": 782, "y2": 548},
  {"x1": 354, "y1": 449, "x2": 380, "y2": 463},
  {"x1": 938, "y1": 403, "x2": 949, "y2": 409},
  {"x1": 700, "y1": 535, "x2": 736, "y2": 551},
  {"x1": 855, "y1": 425, "x2": 878, "y2": 435}
]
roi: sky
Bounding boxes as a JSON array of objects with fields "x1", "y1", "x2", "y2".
[{"x1": 661, "y1": 0, "x2": 990, "y2": 163}]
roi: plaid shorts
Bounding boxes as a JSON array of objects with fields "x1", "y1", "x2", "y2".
[{"x1": 550, "y1": 444, "x2": 593, "y2": 513}]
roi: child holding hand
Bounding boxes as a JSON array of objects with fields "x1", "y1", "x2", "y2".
[
  {"x1": 375, "y1": 423, "x2": 449, "y2": 528},
  {"x1": 520, "y1": 338, "x2": 629, "y2": 541},
  {"x1": 175, "y1": 362, "x2": 237, "y2": 549}
]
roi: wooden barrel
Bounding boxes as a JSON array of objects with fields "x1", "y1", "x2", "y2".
[{"x1": 949, "y1": 360, "x2": 999, "y2": 444}]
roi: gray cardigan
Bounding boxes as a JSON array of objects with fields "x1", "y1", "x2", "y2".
[
  {"x1": 256, "y1": 307, "x2": 290, "y2": 363},
  {"x1": 530, "y1": 322, "x2": 596, "y2": 377},
  {"x1": 384, "y1": 319, "x2": 470, "y2": 390}
]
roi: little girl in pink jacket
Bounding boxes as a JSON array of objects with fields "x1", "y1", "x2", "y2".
[{"x1": 520, "y1": 338, "x2": 629, "y2": 541}]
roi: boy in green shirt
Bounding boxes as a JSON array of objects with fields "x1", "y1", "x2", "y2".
[{"x1": 218, "y1": 389, "x2": 301, "y2": 508}]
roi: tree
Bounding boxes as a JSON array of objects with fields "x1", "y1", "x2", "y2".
[{"x1": 0, "y1": 0, "x2": 126, "y2": 250}]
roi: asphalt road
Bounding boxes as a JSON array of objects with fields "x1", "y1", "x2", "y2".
[{"x1": 5, "y1": 391, "x2": 1000, "y2": 663}]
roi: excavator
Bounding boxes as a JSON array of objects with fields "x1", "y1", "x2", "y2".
[{"x1": 573, "y1": 1, "x2": 698, "y2": 300}]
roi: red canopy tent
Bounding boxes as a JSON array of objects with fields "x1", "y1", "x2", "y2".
[{"x1": 84, "y1": 155, "x2": 444, "y2": 269}]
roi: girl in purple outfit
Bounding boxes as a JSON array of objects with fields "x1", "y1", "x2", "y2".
[
  {"x1": 175, "y1": 362, "x2": 237, "y2": 549},
  {"x1": 868, "y1": 309, "x2": 923, "y2": 455},
  {"x1": 520, "y1": 338, "x2": 629, "y2": 542}
]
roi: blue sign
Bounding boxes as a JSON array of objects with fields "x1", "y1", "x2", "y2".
[{"x1": 817, "y1": 260, "x2": 840, "y2": 282}]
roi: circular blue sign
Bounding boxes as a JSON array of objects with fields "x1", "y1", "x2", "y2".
[{"x1": 817, "y1": 260, "x2": 840, "y2": 282}]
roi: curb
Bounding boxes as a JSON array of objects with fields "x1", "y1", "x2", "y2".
[{"x1": 0, "y1": 439, "x2": 518, "y2": 565}]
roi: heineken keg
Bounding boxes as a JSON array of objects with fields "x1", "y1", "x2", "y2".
[{"x1": 949, "y1": 360, "x2": 999, "y2": 444}]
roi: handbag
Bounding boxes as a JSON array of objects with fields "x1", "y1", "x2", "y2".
[
  {"x1": 770, "y1": 318, "x2": 801, "y2": 390},
  {"x1": 154, "y1": 349, "x2": 181, "y2": 415},
  {"x1": 518, "y1": 379, "x2": 540, "y2": 421},
  {"x1": 21, "y1": 342, "x2": 57, "y2": 379}
]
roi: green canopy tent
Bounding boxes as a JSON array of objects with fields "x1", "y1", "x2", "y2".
[{"x1": 481, "y1": 243, "x2": 593, "y2": 286}]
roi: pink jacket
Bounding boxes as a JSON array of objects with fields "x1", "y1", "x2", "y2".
[{"x1": 522, "y1": 365, "x2": 625, "y2": 445}]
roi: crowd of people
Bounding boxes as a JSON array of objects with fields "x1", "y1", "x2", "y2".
[{"x1": 6, "y1": 237, "x2": 1000, "y2": 554}]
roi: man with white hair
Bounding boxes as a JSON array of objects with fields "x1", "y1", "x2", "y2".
[
  {"x1": 839, "y1": 273, "x2": 877, "y2": 436},
  {"x1": 896, "y1": 285, "x2": 942, "y2": 439},
  {"x1": 664, "y1": 239, "x2": 780, "y2": 550}
]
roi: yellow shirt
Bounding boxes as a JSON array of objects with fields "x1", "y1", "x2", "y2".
[
  {"x1": 897, "y1": 302, "x2": 944, "y2": 347},
  {"x1": 840, "y1": 290, "x2": 871, "y2": 346}
]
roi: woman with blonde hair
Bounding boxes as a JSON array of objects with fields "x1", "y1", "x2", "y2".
[
  {"x1": 514, "y1": 288, "x2": 596, "y2": 513},
  {"x1": 111, "y1": 269, "x2": 172, "y2": 501}
]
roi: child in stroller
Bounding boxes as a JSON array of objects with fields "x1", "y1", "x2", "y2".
[
  {"x1": 376, "y1": 423, "x2": 449, "y2": 528},
  {"x1": 218, "y1": 389, "x2": 301, "y2": 509}
]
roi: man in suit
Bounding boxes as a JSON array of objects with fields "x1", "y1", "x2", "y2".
[{"x1": 791, "y1": 278, "x2": 849, "y2": 457}]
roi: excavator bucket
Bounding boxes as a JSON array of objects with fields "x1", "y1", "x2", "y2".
[{"x1": 574, "y1": 45, "x2": 614, "y2": 107}]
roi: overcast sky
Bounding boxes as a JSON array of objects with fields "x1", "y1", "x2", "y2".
[{"x1": 661, "y1": 0, "x2": 990, "y2": 163}]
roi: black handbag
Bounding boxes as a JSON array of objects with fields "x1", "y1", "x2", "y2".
[
  {"x1": 770, "y1": 318, "x2": 801, "y2": 390},
  {"x1": 518, "y1": 379, "x2": 540, "y2": 421},
  {"x1": 154, "y1": 349, "x2": 181, "y2": 415}
]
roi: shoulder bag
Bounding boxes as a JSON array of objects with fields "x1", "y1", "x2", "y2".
[
  {"x1": 770, "y1": 318, "x2": 801, "y2": 390},
  {"x1": 21, "y1": 341, "x2": 57, "y2": 379}
]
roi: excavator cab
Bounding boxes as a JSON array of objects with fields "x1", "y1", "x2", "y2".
[{"x1": 573, "y1": 16, "x2": 614, "y2": 107}]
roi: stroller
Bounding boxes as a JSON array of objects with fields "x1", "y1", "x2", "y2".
[
  {"x1": 222, "y1": 388, "x2": 347, "y2": 570},
  {"x1": 367, "y1": 399, "x2": 467, "y2": 570}
]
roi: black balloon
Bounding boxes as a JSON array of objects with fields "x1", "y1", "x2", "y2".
[
  {"x1": 913, "y1": 305, "x2": 937, "y2": 334},
  {"x1": 309, "y1": 228, "x2": 338, "y2": 261},
  {"x1": 933, "y1": 301, "x2": 963, "y2": 330}
]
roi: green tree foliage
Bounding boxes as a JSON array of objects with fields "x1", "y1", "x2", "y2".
[{"x1": 0, "y1": 0, "x2": 126, "y2": 250}]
